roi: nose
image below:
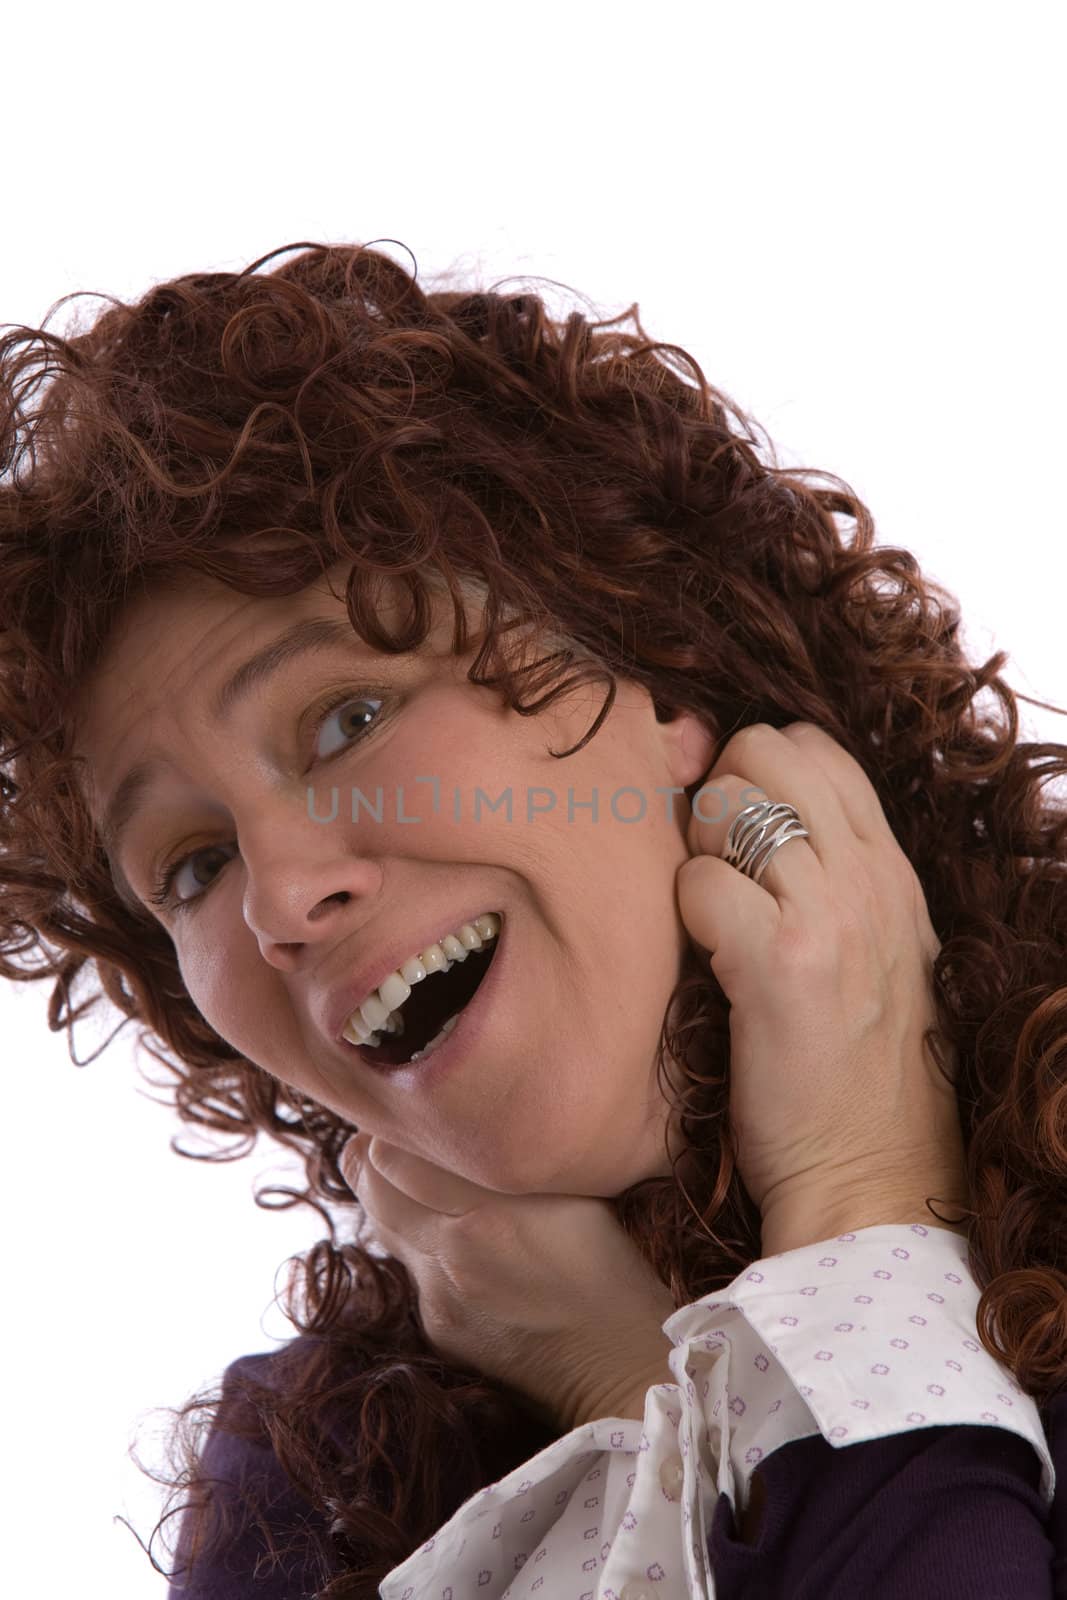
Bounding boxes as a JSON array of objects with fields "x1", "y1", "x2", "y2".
[{"x1": 242, "y1": 847, "x2": 385, "y2": 962}]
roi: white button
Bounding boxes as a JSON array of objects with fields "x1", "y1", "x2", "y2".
[
  {"x1": 620, "y1": 1584, "x2": 656, "y2": 1600},
  {"x1": 659, "y1": 1450, "x2": 684, "y2": 1500}
]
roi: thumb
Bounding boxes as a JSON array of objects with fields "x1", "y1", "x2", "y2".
[{"x1": 339, "y1": 1132, "x2": 368, "y2": 1191}]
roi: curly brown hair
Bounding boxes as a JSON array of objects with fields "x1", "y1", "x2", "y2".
[{"x1": 1, "y1": 240, "x2": 1065, "y2": 1597}]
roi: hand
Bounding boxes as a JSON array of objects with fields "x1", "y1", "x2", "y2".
[
  {"x1": 338, "y1": 1135, "x2": 677, "y2": 1433},
  {"x1": 675, "y1": 721, "x2": 970, "y2": 1253}
]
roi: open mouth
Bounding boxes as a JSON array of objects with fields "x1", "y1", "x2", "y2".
[{"x1": 355, "y1": 929, "x2": 502, "y2": 1069}]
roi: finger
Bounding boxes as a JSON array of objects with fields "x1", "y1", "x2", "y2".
[
  {"x1": 352, "y1": 1146, "x2": 446, "y2": 1253},
  {"x1": 687, "y1": 772, "x2": 822, "y2": 904},
  {"x1": 689, "y1": 785, "x2": 825, "y2": 909},
  {"x1": 676, "y1": 848, "x2": 779, "y2": 975},
  {"x1": 780, "y1": 723, "x2": 940, "y2": 957},
  {"x1": 359, "y1": 1137, "x2": 488, "y2": 1218},
  {"x1": 340, "y1": 1132, "x2": 369, "y2": 1190},
  {"x1": 687, "y1": 723, "x2": 858, "y2": 903},
  {"x1": 675, "y1": 851, "x2": 777, "y2": 947},
  {"x1": 777, "y1": 722, "x2": 895, "y2": 843},
  {"x1": 697, "y1": 723, "x2": 854, "y2": 850}
]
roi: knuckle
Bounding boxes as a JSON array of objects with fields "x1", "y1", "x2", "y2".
[
  {"x1": 735, "y1": 726, "x2": 777, "y2": 748},
  {"x1": 731, "y1": 721, "x2": 775, "y2": 758},
  {"x1": 452, "y1": 1203, "x2": 516, "y2": 1264},
  {"x1": 774, "y1": 889, "x2": 869, "y2": 973},
  {"x1": 772, "y1": 914, "x2": 832, "y2": 974}
]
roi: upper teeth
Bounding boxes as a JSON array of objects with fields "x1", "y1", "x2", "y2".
[{"x1": 342, "y1": 912, "x2": 501, "y2": 1045}]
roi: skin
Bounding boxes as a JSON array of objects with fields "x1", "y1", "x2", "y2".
[
  {"x1": 73, "y1": 559, "x2": 718, "y2": 1200},
  {"x1": 72, "y1": 561, "x2": 967, "y2": 1473}
]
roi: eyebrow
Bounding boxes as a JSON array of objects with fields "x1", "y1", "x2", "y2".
[{"x1": 99, "y1": 614, "x2": 363, "y2": 907}]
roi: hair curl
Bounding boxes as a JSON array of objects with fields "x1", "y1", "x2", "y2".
[{"x1": 1, "y1": 240, "x2": 1065, "y2": 1596}]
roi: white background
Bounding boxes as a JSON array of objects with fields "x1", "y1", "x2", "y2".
[{"x1": 2, "y1": 3, "x2": 1064, "y2": 1592}]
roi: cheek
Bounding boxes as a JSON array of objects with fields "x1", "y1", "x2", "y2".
[
  {"x1": 180, "y1": 967, "x2": 230, "y2": 1043},
  {"x1": 177, "y1": 937, "x2": 262, "y2": 1048}
]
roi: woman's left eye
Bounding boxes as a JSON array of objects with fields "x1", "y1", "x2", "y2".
[
  {"x1": 312, "y1": 693, "x2": 385, "y2": 760},
  {"x1": 145, "y1": 694, "x2": 386, "y2": 916}
]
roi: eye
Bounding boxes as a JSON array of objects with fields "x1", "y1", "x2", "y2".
[
  {"x1": 313, "y1": 694, "x2": 384, "y2": 760},
  {"x1": 146, "y1": 843, "x2": 234, "y2": 916},
  {"x1": 145, "y1": 693, "x2": 386, "y2": 916}
]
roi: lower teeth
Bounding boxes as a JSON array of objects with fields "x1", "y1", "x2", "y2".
[
  {"x1": 363, "y1": 1009, "x2": 462, "y2": 1064},
  {"x1": 408, "y1": 1010, "x2": 463, "y2": 1063}
]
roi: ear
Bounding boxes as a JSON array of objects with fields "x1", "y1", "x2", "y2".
[{"x1": 657, "y1": 707, "x2": 718, "y2": 791}]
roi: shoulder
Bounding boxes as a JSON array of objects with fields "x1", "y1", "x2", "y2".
[
  {"x1": 1041, "y1": 1389, "x2": 1067, "y2": 1476},
  {"x1": 199, "y1": 1332, "x2": 337, "y2": 1478},
  {"x1": 168, "y1": 1337, "x2": 345, "y2": 1596}
]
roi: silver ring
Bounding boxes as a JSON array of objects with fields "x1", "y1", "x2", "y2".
[{"x1": 723, "y1": 800, "x2": 810, "y2": 887}]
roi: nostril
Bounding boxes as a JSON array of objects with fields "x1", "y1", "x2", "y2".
[{"x1": 308, "y1": 890, "x2": 351, "y2": 923}]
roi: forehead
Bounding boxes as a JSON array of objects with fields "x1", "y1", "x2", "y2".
[
  {"x1": 81, "y1": 562, "x2": 501, "y2": 718},
  {"x1": 68, "y1": 564, "x2": 509, "y2": 910},
  {"x1": 74, "y1": 558, "x2": 583, "y2": 812},
  {"x1": 98, "y1": 563, "x2": 465, "y2": 671},
  {"x1": 71, "y1": 563, "x2": 483, "y2": 793}
]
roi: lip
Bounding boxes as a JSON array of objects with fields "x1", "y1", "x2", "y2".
[
  {"x1": 323, "y1": 905, "x2": 506, "y2": 1045},
  {"x1": 338, "y1": 907, "x2": 509, "y2": 1088}
]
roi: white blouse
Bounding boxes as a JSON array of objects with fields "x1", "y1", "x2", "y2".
[{"x1": 378, "y1": 1223, "x2": 1055, "y2": 1600}]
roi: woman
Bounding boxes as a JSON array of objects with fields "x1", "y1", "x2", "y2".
[{"x1": 0, "y1": 241, "x2": 1063, "y2": 1598}]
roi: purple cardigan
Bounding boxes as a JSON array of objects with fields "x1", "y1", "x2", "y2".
[{"x1": 166, "y1": 1356, "x2": 1066, "y2": 1597}]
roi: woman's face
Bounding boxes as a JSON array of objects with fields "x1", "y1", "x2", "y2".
[{"x1": 74, "y1": 561, "x2": 717, "y2": 1197}]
